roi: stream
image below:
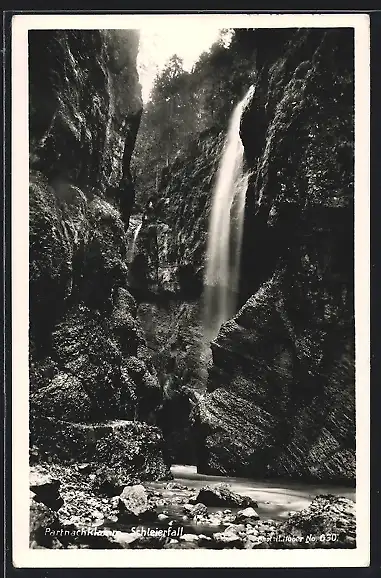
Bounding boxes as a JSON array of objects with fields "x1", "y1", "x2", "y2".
[{"x1": 108, "y1": 464, "x2": 356, "y2": 538}]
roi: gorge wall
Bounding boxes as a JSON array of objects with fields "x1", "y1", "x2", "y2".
[
  {"x1": 28, "y1": 27, "x2": 355, "y2": 485},
  {"x1": 133, "y1": 29, "x2": 355, "y2": 482},
  {"x1": 195, "y1": 29, "x2": 355, "y2": 483},
  {"x1": 29, "y1": 30, "x2": 171, "y2": 482}
]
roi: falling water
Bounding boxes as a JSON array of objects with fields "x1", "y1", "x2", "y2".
[
  {"x1": 127, "y1": 220, "x2": 142, "y2": 262},
  {"x1": 203, "y1": 86, "x2": 254, "y2": 342}
]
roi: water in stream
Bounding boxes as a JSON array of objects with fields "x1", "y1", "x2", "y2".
[{"x1": 108, "y1": 464, "x2": 355, "y2": 538}]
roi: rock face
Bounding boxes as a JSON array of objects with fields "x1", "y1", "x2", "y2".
[
  {"x1": 130, "y1": 130, "x2": 225, "y2": 296},
  {"x1": 135, "y1": 300, "x2": 209, "y2": 463},
  {"x1": 194, "y1": 29, "x2": 355, "y2": 482},
  {"x1": 29, "y1": 30, "x2": 142, "y2": 222},
  {"x1": 29, "y1": 30, "x2": 170, "y2": 483},
  {"x1": 125, "y1": 133, "x2": 225, "y2": 464},
  {"x1": 29, "y1": 29, "x2": 142, "y2": 349}
]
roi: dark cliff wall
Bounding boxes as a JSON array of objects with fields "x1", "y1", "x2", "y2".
[
  {"x1": 29, "y1": 30, "x2": 143, "y2": 222},
  {"x1": 195, "y1": 29, "x2": 355, "y2": 483},
  {"x1": 29, "y1": 30, "x2": 170, "y2": 477}
]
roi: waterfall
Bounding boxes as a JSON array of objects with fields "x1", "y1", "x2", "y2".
[
  {"x1": 128, "y1": 220, "x2": 142, "y2": 262},
  {"x1": 203, "y1": 86, "x2": 254, "y2": 342}
]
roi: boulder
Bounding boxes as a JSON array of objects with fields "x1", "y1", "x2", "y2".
[
  {"x1": 183, "y1": 502, "x2": 208, "y2": 518},
  {"x1": 118, "y1": 484, "x2": 156, "y2": 522},
  {"x1": 235, "y1": 507, "x2": 260, "y2": 523},
  {"x1": 212, "y1": 529, "x2": 244, "y2": 549},
  {"x1": 192, "y1": 503, "x2": 208, "y2": 517},
  {"x1": 276, "y1": 494, "x2": 356, "y2": 548},
  {"x1": 30, "y1": 419, "x2": 172, "y2": 485},
  {"x1": 189, "y1": 483, "x2": 258, "y2": 508}
]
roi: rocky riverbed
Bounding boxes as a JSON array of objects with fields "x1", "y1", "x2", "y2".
[{"x1": 30, "y1": 463, "x2": 356, "y2": 550}]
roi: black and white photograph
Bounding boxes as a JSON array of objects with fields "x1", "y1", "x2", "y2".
[{"x1": 11, "y1": 12, "x2": 370, "y2": 567}]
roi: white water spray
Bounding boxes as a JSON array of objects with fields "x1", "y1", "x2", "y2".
[
  {"x1": 128, "y1": 220, "x2": 142, "y2": 262},
  {"x1": 203, "y1": 86, "x2": 254, "y2": 342}
]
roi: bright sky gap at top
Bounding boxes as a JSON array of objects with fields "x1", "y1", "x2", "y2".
[{"x1": 137, "y1": 26, "x2": 224, "y2": 103}]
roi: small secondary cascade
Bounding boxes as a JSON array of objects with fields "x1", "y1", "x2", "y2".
[
  {"x1": 128, "y1": 220, "x2": 142, "y2": 262},
  {"x1": 203, "y1": 86, "x2": 254, "y2": 342}
]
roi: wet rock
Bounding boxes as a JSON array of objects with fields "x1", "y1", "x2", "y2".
[
  {"x1": 180, "y1": 533, "x2": 200, "y2": 543},
  {"x1": 235, "y1": 507, "x2": 260, "y2": 523},
  {"x1": 183, "y1": 502, "x2": 208, "y2": 518},
  {"x1": 193, "y1": 503, "x2": 208, "y2": 517},
  {"x1": 245, "y1": 536, "x2": 270, "y2": 549},
  {"x1": 30, "y1": 469, "x2": 63, "y2": 511},
  {"x1": 189, "y1": 483, "x2": 257, "y2": 508},
  {"x1": 212, "y1": 529, "x2": 244, "y2": 549},
  {"x1": 225, "y1": 523, "x2": 246, "y2": 534},
  {"x1": 198, "y1": 534, "x2": 213, "y2": 547},
  {"x1": 207, "y1": 513, "x2": 226, "y2": 526},
  {"x1": 118, "y1": 484, "x2": 156, "y2": 522}
]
